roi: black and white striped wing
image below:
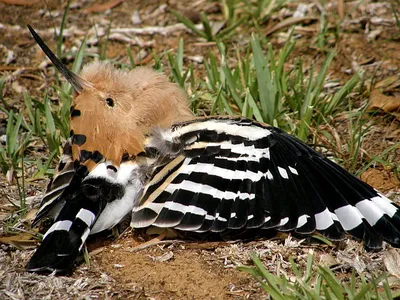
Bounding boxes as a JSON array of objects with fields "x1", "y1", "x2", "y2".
[
  {"x1": 131, "y1": 117, "x2": 400, "y2": 250},
  {"x1": 27, "y1": 159, "x2": 140, "y2": 274},
  {"x1": 32, "y1": 142, "x2": 78, "y2": 226}
]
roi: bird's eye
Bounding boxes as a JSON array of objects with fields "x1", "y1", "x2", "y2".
[{"x1": 105, "y1": 97, "x2": 114, "y2": 107}]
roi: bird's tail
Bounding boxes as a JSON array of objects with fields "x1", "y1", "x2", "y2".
[{"x1": 26, "y1": 178, "x2": 113, "y2": 274}]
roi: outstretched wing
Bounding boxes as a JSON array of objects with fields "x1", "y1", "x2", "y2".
[{"x1": 131, "y1": 117, "x2": 400, "y2": 250}]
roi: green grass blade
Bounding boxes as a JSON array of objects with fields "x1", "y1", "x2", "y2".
[
  {"x1": 126, "y1": 46, "x2": 136, "y2": 69},
  {"x1": 318, "y1": 266, "x2": 345, "y2": 299},
  {"x1": 57, "y1": 0, "x2": 70, "y2": 59},
  {"x1": 246, "y1": 89, "x2": 264, "y2": 122},
  {"x1": 100, "y1": 21, "x2": 112, "y2": 61},
  {"x1": 72, "y1": 34, "x2": 88, "y2": 75},
  {"x1": 201, "y1": 12, "x2": 214, "y2": 41},
  {"x1": 326, "y1": 72, "x2": 360, "y2": 116},
  {"x1": 216, "y1": 17, "x2": 245, "y2": 40},
  {"x1": 250, "y1": 35, "x2": 274, "y2": 123},
  {"x1": 170, "y1": 9, "x2": 208, "y2": 39}
]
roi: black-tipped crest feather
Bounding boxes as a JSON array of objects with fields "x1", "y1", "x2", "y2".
[{"x1": 27, "y1": 25, "x2": 87, "y2": 93}]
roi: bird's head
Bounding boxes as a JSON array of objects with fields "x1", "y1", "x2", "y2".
[{"x1": 28, "y1": 26, "x2": 192, "y2": 167}]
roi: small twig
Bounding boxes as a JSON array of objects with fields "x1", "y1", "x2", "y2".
[
  {"x1": 89, "y1": 246, "x2": 104, "y2": 257},
  {"x1": 111, "y1": 23, "x2": 203, "y2": 36},
  {"x1": 265, "y1": 17, "x2": 318, "y2": 36},
  {"x1": 108, "y1": 33, "x2": 154, "y2": 47},
  {"x1": 0, "y1": 0, "x2": 40, "y2": 5},
  {"x1": 0, "y1": 66, "x2": 40, "y2": 71},
  {"x1": 1, "y1": 192, "x2": 19, "y2": 208},
  {"x1": 3, "y1": 225, "x2": 40, "y2": 237},
  {"x1": 84, "y1": 0, "x2": 124, "y2": 13},
  {"x1": 126, "y1": 239, "x2": 185, "y2": 253},
  {"x1": 338, "y1": 0, "x2": 344, "y2": 19}
]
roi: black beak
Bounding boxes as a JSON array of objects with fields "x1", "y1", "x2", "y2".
[{"x1": 27, "y1": 25, "x2": 90, "y2": 93}]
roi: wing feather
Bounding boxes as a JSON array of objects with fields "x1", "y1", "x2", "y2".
[
  {"x1": 32, "y1": 142, "x2": 78, "y2": 226},
  {"x1": 131, "y1": 117, "x2": 400, "y2": 249}
]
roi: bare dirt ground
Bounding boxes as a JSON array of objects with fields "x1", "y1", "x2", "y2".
[{"x1": 0, "y1": 0, "x2": 400, "y2": 299}]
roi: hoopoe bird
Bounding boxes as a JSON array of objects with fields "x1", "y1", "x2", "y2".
[{"x1": 26, "y1": 25, "x2": 400, "y2": 274}]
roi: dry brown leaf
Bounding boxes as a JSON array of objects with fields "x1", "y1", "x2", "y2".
[
  {"x1": 85, "y1": 0, "x2": 123, "y2": 13},
  {"x1": 0, "y1": 0, "x2": 39, "y2": 5},
  {"x1": 368, "y1": 89, "x2": 400, "y2": 112},
  {"x1": 0, "y1": 233, "x2": 37, "y2": 249},
  {"x1": 384, "y1": 249, "x2": 400, "y2": 279}
]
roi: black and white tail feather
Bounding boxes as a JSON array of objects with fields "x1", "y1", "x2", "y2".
[
  {"x1": 27, "y1": 147, "x2": 142, "y2": 274},
  {"x1": 27, "y1": 117, "x2": 400, "y2": 273}
]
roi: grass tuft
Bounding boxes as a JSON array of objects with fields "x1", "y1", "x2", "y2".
[{"x1": 238, "y1": 252, "x2": 399, "y2": 299}]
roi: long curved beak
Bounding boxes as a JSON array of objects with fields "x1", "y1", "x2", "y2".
[{"x1": 27, "y1": 25, "x2": 91, "y2": 94}]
